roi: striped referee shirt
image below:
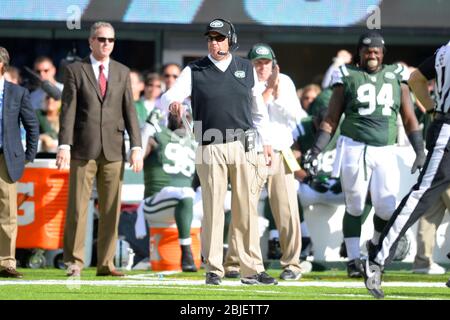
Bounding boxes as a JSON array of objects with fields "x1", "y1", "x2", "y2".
[{"x1": 418, "y1": 41, "x2": 450, "y2": 114}]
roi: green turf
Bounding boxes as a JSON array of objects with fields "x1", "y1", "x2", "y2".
[{"x1": 0, "y1": 268, "x2": 448, "y2": 300}]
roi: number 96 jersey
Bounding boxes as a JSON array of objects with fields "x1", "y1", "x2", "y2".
[
  {"x1": 331, "y1": 63, "x2": 409, "y2": 146},
  {"x1": 144, "y1": 127, "x2": 197, "y2": 198}
]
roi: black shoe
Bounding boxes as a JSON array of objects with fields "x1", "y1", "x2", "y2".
[
  {"x1": 181, "y1": 245, "x2": 197, "y2": 272},
  {"x1": 339, "y1": 241, "x2": 347, "y2": 258},
  {"x1": 280, "y1": 269, "x2": 302, "y2": 281},
  {"x1": 241, "y1": 272, "x2": 278, "y2": 285},
  {"x1": 0, "y1": 267, "x2": 23, "y2": 278},
  {"x1": 355, "y1": 258, "x2": 384, "y2": 299},
  {"x1": 300, "y1": 237, "x2": 313, "y2": 259},
  {"x1": 224, "y1": 270, "x2": 240, "y2": 279},
  {"x1": 205, "y1": 272, "x2": 221, "y2": 285},
  {"x1": 347, "y1": 259, "x2": 362, "y2": 278},
  {"x1": 267, "y1": 238, "x2": 282, "y2": 260},
  {"x1": 446, "y1": 278, "x2": 450, "y2": 288}
]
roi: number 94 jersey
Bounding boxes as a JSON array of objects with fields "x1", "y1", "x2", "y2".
[
  {"x1": 331, "y1": 63, "x2": 409, "y2": 146},
  {"x1": 144, "y1": 127, "x2": 197, "y2": 198}
]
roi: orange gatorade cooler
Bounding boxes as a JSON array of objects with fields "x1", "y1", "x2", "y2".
[
  {"x1": 16, "y1": 160, "x2": 69, "y2": 250},
  {"x1": 150, "y1": 226, "x2": 201, "y2": 271}
]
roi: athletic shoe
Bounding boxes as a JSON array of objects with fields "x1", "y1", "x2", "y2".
[
  {"x1": 300, "y1": 237, "x2": 314, "y2": 259},
  {"x1": 412, "y1": 263, "x2": 446, "y2": 275},
  {"x1": 446, "y1": 278, "x2": 450, "y2": 288},
  {"x1": 241, "y1": 272, "x2": 278, "y2": 285},
  {"x1": 300, "y1": 260, "x2": 313, "y2": 274},
  {"x1": 339, "y1": 241, "x2": 347, "y2": 258},
  {"x1": 205, "y1": 272, "x2": 221, "y2": 285},
  {"x1": 224, "y1": 270, "x2": 240, "y2": 278},
  {"x1": 267, "y1": 238, "x2": 282, "y2": 260},
  {"x1": 355, "y1": 258, "x2": 384, "y2": 299},
  {"x1": 181, "y1": 245, "x2": 197, "y2": 272},
  {"x1": 279, "y1": 269, "x2": 302, "y2": 281},
  {"x1": 347, "y1": 259, "x2": 362, "y2": 278}
]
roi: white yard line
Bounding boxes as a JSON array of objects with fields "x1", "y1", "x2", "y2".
[{"x1": 0, "y1": 277, "x2": 447, "y2": 289}]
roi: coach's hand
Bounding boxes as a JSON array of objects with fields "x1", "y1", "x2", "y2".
[
  {"x1": 130, "y1": 149, "x2": 143, "y2": 173},
  {"x1": 56, "y1": 148, "x2": 70, "y2": 170},
  {"x1": 169, "y1": 102, "x2": 185, "y2": 119}
]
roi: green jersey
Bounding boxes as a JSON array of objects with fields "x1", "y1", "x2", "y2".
[
  {"x1": 333, "y1": 63, "x2": 409, "y2": 146},
  {"x1": 294, "y1": 116, "x2": 340, "y2": 177},
  {"x1": 144, "y1": 126, "x2": 197, "y2": 198}
]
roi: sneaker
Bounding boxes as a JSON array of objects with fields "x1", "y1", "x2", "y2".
[
  {"x1": 412, "y1": 263, "x2": 446, "y2": 275},
  {"x1": 300, "y1": 237, "x2": 314, "y2": 259},
  {"x1": 181, "y1": 245, "x2": 197, "y2": 272},
  {"x1": 224, "y1": 270, "x2": 240, "y2": 279},
  {"x1": 66, "y1": 264, "x2": 81, "y2": 277},
  {"x1": 280, "y1": 269, "x2": 302, "y2": 281},
  {"x1": 355, "y1": 258, "x2": 384, "y2": 299},
  {"x1": 267, "y1": 238, "x2": 282, "y2": 260},
  {"x1": 339, "y1": 241, "x2": 347, "y2": 258},
  {"x1": 205, "y1": 272, "x2": 221, "y2": 285},
  {"x1": 241, "y1": 272, "x2": 278, "y2": 285},
  {"x1": 347, "y1": 259, "x2": 362, "y2": 278}
]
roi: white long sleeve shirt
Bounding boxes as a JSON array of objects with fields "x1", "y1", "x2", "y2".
[
  {"x1": 255, "y1": 73, "x2": 305, "y2": 151},
  {"x1": 160, "y1": 54, "x2": 271, "y2": 145}
]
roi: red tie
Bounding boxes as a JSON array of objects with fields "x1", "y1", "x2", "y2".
[{"x1": 98, "y1": 64, "x2": 107, "y2": 98}]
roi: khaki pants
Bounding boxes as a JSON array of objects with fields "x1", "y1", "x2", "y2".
[
  {"x1": 196, "y1": 141, "x2": 265, "y2": 278},
  {"x1": 63, "y1": 152, "x2": 124, "y2": 273},
  {"x1": 224, "y1": 152, "x2": 302, "y2": 274},
  {"x1": 0, "y1": 154, "x2": 18, "y2": 270},
  {"x1": 413, "y1": 186, "x2": 450, "y2": 269}
]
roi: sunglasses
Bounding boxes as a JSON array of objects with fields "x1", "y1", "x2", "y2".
[
  {"x1": 146, "y1": 83, "x2": 162, "y2": 88},
  {"x1": 96, "y1": 37, "x2": 115, "y2": 43},
  {"x1": 164, "y1": 74, "x2": 178, "y2": 79},
  {"x1": 35, "y1": 68, "x2": 50, "y2": 73},
  {"x1": 206, "y1": 35, "x2": 227, "y2": 42}
]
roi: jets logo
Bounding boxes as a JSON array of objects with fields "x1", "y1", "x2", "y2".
[
  {"x1": 234, "y1": 70, "x2": 246, "y2": 78},
  {"x1": 210, "y1": 20, "x2": 224, "y2": 28},
  {"x1": 384, "y1": 72, "x2": 395, "y2": 80},
  {"x1": 255, "y1": 47, "x2": 270, "y2": 55}
]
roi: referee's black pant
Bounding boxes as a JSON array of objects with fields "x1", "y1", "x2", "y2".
[{"x1": 369, "y1": 114, "x2": 450, "y2": 266}]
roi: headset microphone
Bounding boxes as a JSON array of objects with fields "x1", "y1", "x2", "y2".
[{"x1": 217, "y1": 50, "x2": 228, "y2": 55}]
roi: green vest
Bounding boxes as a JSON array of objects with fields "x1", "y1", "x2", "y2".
[{"x1": 336, "y1": 63, "x2": 407, "y2": 146}]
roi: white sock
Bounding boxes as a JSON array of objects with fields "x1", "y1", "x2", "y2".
[
  {"x1": 269, "y1": 229, "x2": 279, "y2": 240},
  {"x1": 301, "y1": 222, "x2": 310, "y2": 238},
  {"x1": 179, "y1": 238, "x2": 192, "y2": 245},
  {"x1": 345, "y1": 237, "x2": 360, "y2": 261},
  {"x1": 371, "y1": 231, "x2": 380, "y2": 245}
]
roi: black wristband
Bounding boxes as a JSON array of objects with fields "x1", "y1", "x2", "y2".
[
  {"x1": 311, "y1": 129, "x2": 332, "y2": 155},
  {"x1": 407, "y1": 130, "x2": 425, "y2": 155}
]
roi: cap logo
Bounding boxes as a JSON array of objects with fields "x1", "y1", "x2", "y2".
[
  {"x1": 255, "y1": 47, "x2": 270, "y2": 55},
  {"x1": 363, "y1": 38, "x2": 372, "y2": 45},
  {"x1": 210, "y1": 20, "x2": 224, "y2": 28}
]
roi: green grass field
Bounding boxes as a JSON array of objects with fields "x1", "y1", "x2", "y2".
[{"x1": 0, "y1": 267, "x2": 449, "y2": 300}]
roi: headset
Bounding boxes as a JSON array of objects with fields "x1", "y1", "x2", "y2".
[
  {"x1": 214, "y1": 18, "x2": 238, "y2": 51},
  {"x1": 248, "y1": 43, "x2": 277, "y2": 69}
]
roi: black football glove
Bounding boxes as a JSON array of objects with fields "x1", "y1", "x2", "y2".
[
  {"x1": 408, "y1": 130, "x2": 426, "y2": 174},
  {"x1": 303, "y1": 150, "x2": 319, "y2": 177}
]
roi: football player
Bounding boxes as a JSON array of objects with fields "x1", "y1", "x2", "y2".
[{"x1": 304, "y1": 31, "x2": 426, "y2": 277}]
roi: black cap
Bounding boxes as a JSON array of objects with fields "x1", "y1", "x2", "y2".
[
  {"x1": 357, "y1": 31, "x2": 385, "y2": 50},
  {"x1": 204, "y1": 19, "x2": 231, "y2": 37}
]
